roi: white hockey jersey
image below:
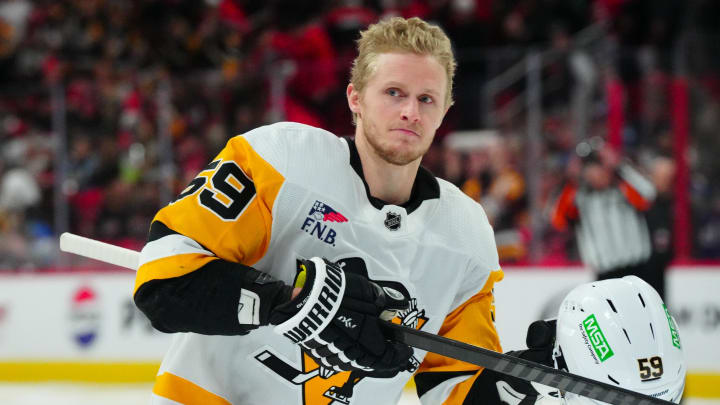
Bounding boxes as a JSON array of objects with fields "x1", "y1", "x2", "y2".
[{"x1": 135, "y1": 122, "x2": 503, "y2": 405}]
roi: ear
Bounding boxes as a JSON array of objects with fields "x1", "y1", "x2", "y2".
[{"x1": 347, "y1": 83, "x2": 361, "y2": 115}]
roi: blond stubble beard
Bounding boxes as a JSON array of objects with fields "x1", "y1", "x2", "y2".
[{"x1": 360, "y1": 115, "x2": 430, "y2": 166}]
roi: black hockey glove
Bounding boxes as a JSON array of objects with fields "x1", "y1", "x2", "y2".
[
  {"x1": 462, "y1": 320, "x2": 557, "y2": 404},
  {"x1": 506, "y1": 319, "x2": 556, "y2": 365},
  {"x1": 269, "y1": 257, "x2": 414, "y2": 378}
]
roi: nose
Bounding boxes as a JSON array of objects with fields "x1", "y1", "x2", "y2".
[{"x1": 401, "y1": 98, "x2": 420, "y2": 123}]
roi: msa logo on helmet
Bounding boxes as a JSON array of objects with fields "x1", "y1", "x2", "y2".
[
  {"x1": 663, "y1": 304, "x2": 681, "y2": 349},
  {"x1": 582, "y1": 314, "x2": 614, "y2": 362}
]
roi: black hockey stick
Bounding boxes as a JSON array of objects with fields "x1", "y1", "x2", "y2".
[
  {"x1": 255, "y1": 350, "x2": 319, "y2": 384},
  {"x1": 381, "y1": 321, "x2": 673, "y2": 405},
  {"x1": 58, "y1": 233, "x2": 674, "y2": 405}
]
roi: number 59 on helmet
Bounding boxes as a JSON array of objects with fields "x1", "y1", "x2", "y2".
[{"x1": 553, "y1": 276, "x2": 686, "y2": 404}]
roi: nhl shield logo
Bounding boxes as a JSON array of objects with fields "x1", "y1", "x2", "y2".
[{"x1": 384, "y1": 211, "x2": 401, "y2": 231}]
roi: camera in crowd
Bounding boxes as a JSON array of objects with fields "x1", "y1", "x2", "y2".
[{"x1": 575, "y1": 136, "x2": 605, "y2": 165}]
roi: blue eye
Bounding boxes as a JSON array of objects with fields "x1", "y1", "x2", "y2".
[
  {"x1": 419, "y1": 95, "x2": 433, "y2": 104},
  {"x1": 387, "y1": 88, "x2": 400, "y2": 97}
]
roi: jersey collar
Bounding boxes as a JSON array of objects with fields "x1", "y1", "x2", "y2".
[{"x1": 344, "y1": 138, "x2": 440, "y2": 214}]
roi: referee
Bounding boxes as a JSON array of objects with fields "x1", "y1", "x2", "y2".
[{"x1": 551, "y1": 141, "x2": 657, "y2": 285}]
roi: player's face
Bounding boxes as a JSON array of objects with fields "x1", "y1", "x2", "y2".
[
  {"x1": 583, "y1": 163, "x2": 612, "y2": 189},
  {"x1": 348, "y1": 52, "x2": 449, "y2": 166}
]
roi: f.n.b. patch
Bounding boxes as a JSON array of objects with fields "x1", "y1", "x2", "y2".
[{"x1": 301, "y1": 200, "x2": 347, "y2": 246}]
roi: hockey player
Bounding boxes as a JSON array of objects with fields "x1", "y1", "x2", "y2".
[
  {"x1": 134, "y1": 17, "x2": 506, "y2": 404},
  {"x1": 481, "y1": 276, "x2": 686, "y2": 405}
]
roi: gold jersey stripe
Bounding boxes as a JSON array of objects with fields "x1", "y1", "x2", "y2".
[
  {"x1": 153, "y1": 372, "x2": 231, "y2": 405},
  {"x1": 417, "y1": 288, "x2": 503, "y2": 373},
  {"x1": 139, "y1": 234, "x2": 214, "y2": 267},
  {"x1": 415, "y1": 269, "x2": 504, "y2": 403},
  {"x1": 482, "y1": 268, "x2": 504, "y2": 294},
  {"x1": 443, "y1": 371, "x2": 483, "y2": 404},
  {"x1": 135, "y1": 135, "x2": 284, "y2": 293},
  {"x1": 153, "y1": 135, "x2": 285, "y2": 265},
  {"x1": 134, "y1": 254, "x2": 218, "y2": 294}
]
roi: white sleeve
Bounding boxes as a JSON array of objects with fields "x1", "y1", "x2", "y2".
[{"x1": 617, "y1": 163, "x2": 656, "y2": 201}]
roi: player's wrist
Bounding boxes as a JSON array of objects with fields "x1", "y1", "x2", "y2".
[
  {"x1": 270, "y1": 257, "x2": 345, "y2": 342},
  {"x1": 235, "y1": 268, "x2": 295, "y2": 328}
]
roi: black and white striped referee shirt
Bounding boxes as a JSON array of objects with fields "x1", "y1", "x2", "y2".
[{"x1": 551, "y1": 164, "x2": 656, "y2": 273}]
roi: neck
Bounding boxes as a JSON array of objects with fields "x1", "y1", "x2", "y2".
[{"x1": 354, "y1": 131, "x2": 421, "y2": 206}]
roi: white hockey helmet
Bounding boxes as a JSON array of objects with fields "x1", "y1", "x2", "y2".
[{"x1": 553, "y1": 276, "x2": 686, "y2": 404}]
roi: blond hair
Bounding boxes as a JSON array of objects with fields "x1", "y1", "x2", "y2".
[{"x1": 350, "y1": 17, "x2": 456, "y2": 112}]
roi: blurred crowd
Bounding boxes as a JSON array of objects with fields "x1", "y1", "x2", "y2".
[{"x1": 2, "y1": 0, "x2": 720, "y2": 270}]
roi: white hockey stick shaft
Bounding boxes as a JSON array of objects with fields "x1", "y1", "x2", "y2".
[{"x1": 59, "y1": 232, "x2": 140, "y2": 270}]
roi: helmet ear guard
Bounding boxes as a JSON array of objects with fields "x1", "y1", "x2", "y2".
[{"x1": 552, "y1": 276, "x2": 686, "y2": 405}]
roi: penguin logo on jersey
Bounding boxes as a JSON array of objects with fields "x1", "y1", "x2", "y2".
[{"x1": 255, "y1": 257, "x2": 428, "y2": 404}]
